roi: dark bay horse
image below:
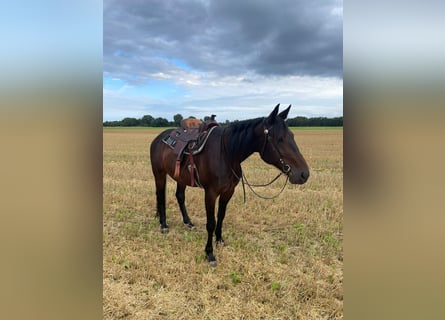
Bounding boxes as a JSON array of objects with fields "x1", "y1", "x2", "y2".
[{"x1": 150, "y1": 104, "x2": 309, "y2": 266}]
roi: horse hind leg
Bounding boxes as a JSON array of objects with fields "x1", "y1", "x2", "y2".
[
  {"x1": 176, "y1": 183, "x2": 195, "y2": 230},
  {"x1": 204, "y1": 189, "x2": 218, "y2": 267},
  {"x1": 150, "y1": 136, "x2": 171, "y2": 233},
  {"x1": 154, "y1": 170, "x2": 169, "y2": 233}
]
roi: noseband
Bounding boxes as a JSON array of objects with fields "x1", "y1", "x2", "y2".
[{"x1": 261, "y1": 120, "x2": 291, "y2": 175}]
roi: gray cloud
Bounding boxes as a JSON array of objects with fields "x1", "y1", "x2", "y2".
[{"x1": 104, "y1": 0, "x2": 342, "y2": 82}]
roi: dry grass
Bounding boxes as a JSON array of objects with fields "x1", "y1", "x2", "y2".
[{"x1": 103, "y1": 127, "x2": 343, "y2": 319}]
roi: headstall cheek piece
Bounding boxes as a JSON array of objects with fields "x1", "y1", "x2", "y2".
[{"x1": 263, "y1": 125, "x2": 291, "y2": 175}]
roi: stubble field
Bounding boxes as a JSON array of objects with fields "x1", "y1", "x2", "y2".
[{"x1": 103, "y1": 127, "x2": 343, "y2": 319}]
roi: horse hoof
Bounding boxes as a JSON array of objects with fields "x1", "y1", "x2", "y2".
[
  {"x1": 160, "y1": 227, "x2": 169, "y2": 234},
  {"x1": 216, "y1": 239, "x2": 225, "y2": 247},
  {"x1": 208, "y1": 260, "x2": 217, "y2": 267},
  {"x1": 207, "y1": 254, "x2": 217, "y2": 267},
  {"x1": 184, "y1": 222, "x2": 196, "y2": 230}
]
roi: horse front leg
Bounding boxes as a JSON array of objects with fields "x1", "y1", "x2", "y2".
[
  {"x1": 204, "y1": 189, "x2": 218, "y2": 267},
  {"x1": 215, "y1": 187, "x2": 235, "y2": 246}
]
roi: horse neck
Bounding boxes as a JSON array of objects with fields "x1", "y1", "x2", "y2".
[{"x1": 224, "y1": 118, "x2": 263, "y2": 165}]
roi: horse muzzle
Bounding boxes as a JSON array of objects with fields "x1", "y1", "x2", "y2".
[
  {"x1": 288, "y1": 168, "x2": 309, "y2": 184},
  {"x1": 279, "y1": 158, "x2": 309, "y2": 184}
]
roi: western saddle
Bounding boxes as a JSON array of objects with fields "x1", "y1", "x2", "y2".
[{"x1": 162, "y1": 115, "x2": 219, "y2": 187}]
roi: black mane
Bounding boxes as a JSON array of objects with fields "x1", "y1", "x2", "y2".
[{"x1": 225, "y1": 117, "x2": 264, "y2": 163}]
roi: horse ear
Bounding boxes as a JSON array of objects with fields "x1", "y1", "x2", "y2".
[
  {"x1": 278, "y1": 104, "x2": 291, "y2": 120},
  {"x1": 266, "y1": 104, "x2": 280, "y2": 124}
]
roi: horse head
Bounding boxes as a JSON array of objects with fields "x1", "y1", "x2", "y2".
[{"x1": 259, "y1": 104, "x2": 310, "y2": 184}]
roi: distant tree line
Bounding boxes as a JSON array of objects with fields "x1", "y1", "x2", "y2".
[
  {"x1": 103, "y1": 114, "x2": 343, "y2": 127},
  {"x1": 287, "y1": 116, "x2": 342, "y2": 127}
]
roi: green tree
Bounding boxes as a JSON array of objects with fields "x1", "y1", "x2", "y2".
[
  {"x1": 140, "y1": 115, "x2": 154, "y2": 126},
  {"x1": 173, "y1": 114, "x2": 183, "y2": 126},
  {"x1": 153, "y1": 117, "x2": 169, "y2": 127},
  {"x1": 103, "y1": 121, "x2": 121, "y2": 127},
  {"x1": 121, "y1": 117, "x2": 139, "y2": 126}
]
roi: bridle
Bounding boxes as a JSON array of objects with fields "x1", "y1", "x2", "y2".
[
  {"x1": 233, "y1": 119, "x2": 292, "y2": 202},
  {"x1": 260, "y1": 120, "x2": 292, "y2": 175}
]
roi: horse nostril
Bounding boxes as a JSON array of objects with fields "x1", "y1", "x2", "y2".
[{"x1": 301, "y1": 170, "x2": 309, "y2": 181}]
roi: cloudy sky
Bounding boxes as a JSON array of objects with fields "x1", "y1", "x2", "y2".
[{"x1": 104, "y1": 0, "x2": 343, "y2": 122}]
